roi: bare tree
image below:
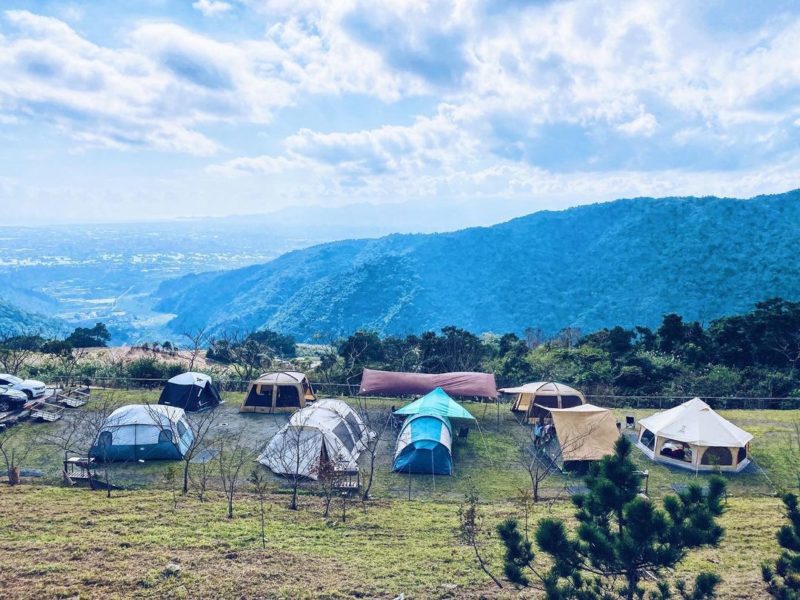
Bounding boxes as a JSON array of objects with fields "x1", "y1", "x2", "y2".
[
  {"x1": 77, "y1": 392, "x2": 136, "y2": 497},
  {"x1": 265, "y1": 410, "x2": 323, "y2": 510},
  {"x1": 249, "y1": 468, "x2": 271, "y2": 548},
  {"x1": 0, "y1": 425, "x2": 39, "y2": 485},
  {"x1": 517, "y1": 417, "x2": 595, "y2": 502},
  {"x1": 53, "y1": 347, "x2": 88, "y2": 386},
  {"x1": 458, "y1": 486, "x2": 503, "y2": 588},
  {"x1": 0, "y1": 329, "x2": 39, "y2": 376},
  {"x1": 217, "y1": 430, "x2": 257, "y2": 519},
  {"x1": 316, "y1": 459, "x2": 337, "y2": 518},
  {"x1": 523, "y1": 327, "x2": 546, "y2": 350},
  {"x1": 352, "y1": 397, "x2": 392, "y2": 501},
  {"x1": 163, "y1": 463, "x2": 178, "y2": 510},
  {"x1": 182, "y1": 327, "x2": 209, "y2": 372},
  {"x1": 178, "y1": 408, "x2": 220, "y2": 495},
  {"x1": 219, "y1": 330, "x2": 273, "y2": 382}
]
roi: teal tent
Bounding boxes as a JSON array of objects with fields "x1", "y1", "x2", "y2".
[
  {"x1": 392, "y1": 388, "x2": 476, "y2": 475},
  {"x1": 393, "y1": 414, "x2": 454, "y2": 475},
  {"x1": 393, "y1": 387, "x2": 477, "y2": 425}
]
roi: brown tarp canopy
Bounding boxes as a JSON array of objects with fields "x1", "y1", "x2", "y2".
[
  {"x1": 543, "y1": 404, "x2": 619, "y2": 462},
  {"x1": 359, "y1": 368, "x2": 498, "y2": 399}
]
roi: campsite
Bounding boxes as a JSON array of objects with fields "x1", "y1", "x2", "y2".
[{"x1": 0, "y1": 365, "x2": 797, "y2": 599}]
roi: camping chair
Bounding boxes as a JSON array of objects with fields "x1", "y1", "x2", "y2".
[{"x1": 625, "y1": 415, "x2": 635, "y2": 429}]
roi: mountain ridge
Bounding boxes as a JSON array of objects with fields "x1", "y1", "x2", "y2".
[{"x1": 154, "y1": 190, "x2": 800, "y2": 340}]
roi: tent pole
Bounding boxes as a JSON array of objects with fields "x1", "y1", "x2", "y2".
[
  {"x1": 431, "y1": 451, "x2": 435, "y2": 494},
  {"x1": 408, "y1": 463, "x2": 412, "y2": 501}
]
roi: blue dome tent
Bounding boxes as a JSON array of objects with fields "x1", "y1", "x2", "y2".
[{"x1": 392, "y1": 388, "x2": 476, "y2": 475}]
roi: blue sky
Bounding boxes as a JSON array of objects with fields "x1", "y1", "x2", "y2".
[{"x1": 1, "y1": 0, "x2": 799, "y2": 225}]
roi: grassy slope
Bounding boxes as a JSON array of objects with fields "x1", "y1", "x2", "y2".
[
  {"x1": 0, "y1": 487, "x2": 783, "y2": 599},
  {"x1": 2, "y1": 391, "x2": 796, "y2": 598}
]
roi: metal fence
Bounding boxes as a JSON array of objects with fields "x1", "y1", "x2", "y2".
[{"x1": 45, "y1": 375, "x2": 800, "y2": 410}]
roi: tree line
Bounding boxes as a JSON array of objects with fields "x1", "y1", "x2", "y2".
[{"x1": 3, "y1": 298, "x2": 800, "y2": 398}]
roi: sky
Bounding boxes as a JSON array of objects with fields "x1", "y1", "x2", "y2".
[{"x1": 1, "y1": 0, "x2": 800, "y2": 225}]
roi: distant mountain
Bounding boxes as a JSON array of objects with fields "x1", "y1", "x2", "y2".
[
  {"x1": 0, "y1": 300, "x2": 66, "y2": 337},
  {"x1": 155, "y1": 190, "x2": 800, "y2": 340}
]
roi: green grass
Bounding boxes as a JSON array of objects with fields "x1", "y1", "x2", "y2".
[
  {"x1": 2, "y1": 392, "x2": 797, "y2": 598},
  {"x1": 0, "y1": 486, "x2": 784, "y2": 599}
]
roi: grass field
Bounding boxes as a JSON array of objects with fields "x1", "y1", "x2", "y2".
[{"x1": 0, "y1": 389, "x2": 795, "y2": 598}]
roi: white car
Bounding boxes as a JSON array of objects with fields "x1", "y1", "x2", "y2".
[
  {"x1": 0, "y1": 374, "x2": 46, "y2": 399},
  {"x1": 0, "y1": 385, "x2": 28, "y2": 412}
]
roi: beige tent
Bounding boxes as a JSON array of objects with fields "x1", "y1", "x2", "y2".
[
  {"x1": 544, "y1": 404, "x2": 619, "y2": 462},
  {"x1": 501, "y1": 381, "x2": 586, "y2": 423},
  {"x1": 240, "y1": 371, "x2": 316, "y2": 414},
  {"x1": 636, "y1": 398, "x2": 752, "y2": 472}
]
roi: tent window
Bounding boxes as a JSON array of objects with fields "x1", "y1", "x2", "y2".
[
  {"x1": 247, "y1": 385, "x2": 273, "y2": 407},
  {"x1": 276, "y1": 385, "x2": 300, "y2": 407},
  {"x1": 333, "y1": 421, "x2": 356, "y2": 453},
  {"x1": 98, "y1": 431, "x2": 112, "y2": 447},
  {"x1": 640, "y1": 428, "x2": 655, "y2": 451},
  {"x1": 344, "y1": 413, "x2": 363, "y2": 441},
  {"x1": 660, "y1": 439, "x2": 693, "y2": 463},
  {"x1": 561, "y1": 395, "x2": 582, "y2": 408},
  {"x1": 536, "y1": 396, "x2": 558, "y2": 408},
  {"x1": 176, "y1": 420, "x2": 187, "y2": 438},
  {"x1": 158, "y1": 430, "x2": 173, "y2": 444},
  {"x1": 701, "y1": 446, "x2": 733, "y2": 466},
  {"x1": 737, "y1": 446, "x2": 747, "y2": 463}
]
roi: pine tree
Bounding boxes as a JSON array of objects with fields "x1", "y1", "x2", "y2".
[
  {"x1": 763, "y1": 492, "x2": 800, "y2": 599},
  {"x1": 535, "y1": 436, "x2": 726, "y2": 600},
  {"x1": 497, "y1": 517, "x2": 536, "y2": 586}
]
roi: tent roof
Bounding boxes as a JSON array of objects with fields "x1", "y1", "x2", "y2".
[
  {"x1": 393, "y1": 387, "x2": 477, "y2": 422},
  {"x1": 360, "y1": 368, "x2": 498, "y2": 398},
  {"x1": 639, "y1": 397, "x2": 753, "y2": 447},
  {"x1": 500, "y1": 381, "x2": 583, "y2": 396},
  {"x1": 253, "y1": 371, "x2": 308, "y2": 385},
  {"x1": 544, "y1": 403, "x2": 606, "y2": 413},
  {"x1": 167, "y1": 371, "x2": 212, "y2": 386},
  {"x1": 288, "y1": 399, "x2": 358, "y2": 432},
  {"x1": 105, "y1": 404, "x2": 185, "y2": 427}
]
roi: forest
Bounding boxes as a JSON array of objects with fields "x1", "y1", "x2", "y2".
[{"x1": 3, "y1": 298, "x2": 800, "y2": 400}]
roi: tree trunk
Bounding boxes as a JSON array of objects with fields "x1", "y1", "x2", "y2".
[
  {"x1": 8, "y1": 466, "x2": 20, "y2": 486},
  {"x1": 182, "y1": 460, "x2": 190, "y2": 495},
  {"x1": 362, "y1": 450, "x2": 376, "y2": 501}
]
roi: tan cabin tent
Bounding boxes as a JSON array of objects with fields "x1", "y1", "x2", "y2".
[
  {"x1": 240, "y1": 371, "x2": 316, "y2": 414},
  {"x1": 543, "y1": 404, "x2": 619, "y2": 463},
  {"x1": 501, "y1": 381, "x2": 586, "y2": 422},
  {"x1": 636, "y1": 398, "x2": 753, "y2": 472}
]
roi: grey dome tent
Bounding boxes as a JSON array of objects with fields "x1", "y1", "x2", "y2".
[
  {"x1": 158, "y1": 372, "x2": 222, "y2": 412},
  {"x1": 89, "y1": 404, "x2": 194, "y2": 462}
]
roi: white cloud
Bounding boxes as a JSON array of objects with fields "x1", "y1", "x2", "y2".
[
  {"x1": 4, "y1": 1, "x2": 800, "y2": 221},
  {"x1": 192, "y1": 0, "x2": 233, "y2": 17}
]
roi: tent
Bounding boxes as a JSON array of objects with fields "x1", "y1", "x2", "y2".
[
  {"x1": 313, "y1": 399, "x2": 373, "y2": 450},
  {"x1": 359, "y1": 368, "x2": 498, "y2": 399},
  {"x1": 636, "y1": 398, "x2": 753, "y2": 472},
  {"x1": 240, "y1": 371, "x2": 316, "y2": 414},
  {"x1": 393, "y1": 387, "x2": 477, "y2": 426},
  {"x1": 541, "y1": 404, "x2": 619, "y2": 463},
  {"x1": 501, "y1": 381, "x2": 586, "y2": 422},
  {"x1": 391, "y1": 388, "x2": 475, "y2": 475},
  {"x1": 89, "y1": 404, "x2": 194, "y2": 462},
  {"x1": 158, "y1": 372, "x2": 222, "y2": 412},
  {"x1": 258, "y1": 399, "x2": 370, "y2": 480},
  {"x1": 393, "y1": 414, "x2": 454, "y2": 475}
]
